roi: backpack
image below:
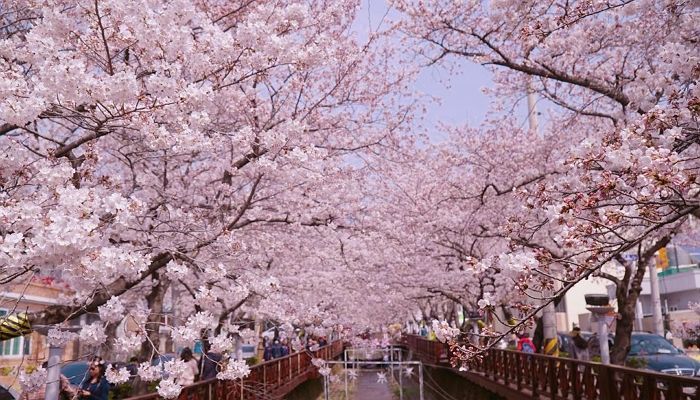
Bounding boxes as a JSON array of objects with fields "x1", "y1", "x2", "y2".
[{"x1": 521, "y1": 340, "x2": 535, "y2": 353}]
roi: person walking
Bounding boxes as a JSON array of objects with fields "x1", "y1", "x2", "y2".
[
  {"x1": 125, "y1": 356, "x2": 139, "y2": 377},
  {"x1": 177, "y1": 348, "x2": 199, "y2": 386},
  {"x1": 516, "y1": 333, "x2": 536, "y2": 353},
  {"x1": 587, "y1": 332, "x2": 602, "y2": 359},
  {"x1": 270, "y1": 339, "x2": 283, "y2": 359},
  {"x1": 263, "y1": 340, "x2": 273, "y2": 361},
  {"x1": 569, "y1": 327, "x2": 590, "y2": 361},
  {"x1": 280, "y1": 338, "x2": 290, "y2": 357},
  {"x1": 199, "y1": 344, "x2": 222, "y2": 381}
]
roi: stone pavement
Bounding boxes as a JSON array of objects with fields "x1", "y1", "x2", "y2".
[{"x1": 352, "y1": 370, "x2": 394, "y2": 400}]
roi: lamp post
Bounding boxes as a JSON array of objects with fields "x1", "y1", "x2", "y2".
[
  {"x1": 33, "y1": 325, "x2": 82, "y2": 400},
  {"x1": 585, "y1": 294, "x2": 615, "y2": 365}
]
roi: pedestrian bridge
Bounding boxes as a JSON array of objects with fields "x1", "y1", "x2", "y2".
[
  {"x1": 125, "y1": 336, "x2": 700, "y2": 400},
  {"x1": 127, "y1": 341, "x2": 343, "y2": 400},
  {"x1": 405, "y1": 335, "x2": 700, "y2": 400}
]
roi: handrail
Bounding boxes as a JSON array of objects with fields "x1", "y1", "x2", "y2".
[
  {"x1": 126, "y1": 340, "x2": 343, "y2": 400},
  {"x1": 405, "y1": 335, "x2": 700, "y2": 400}
]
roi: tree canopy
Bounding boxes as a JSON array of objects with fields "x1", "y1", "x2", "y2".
[{"x1": 1, "y1": 0, "x2": 698, "y2": 395}]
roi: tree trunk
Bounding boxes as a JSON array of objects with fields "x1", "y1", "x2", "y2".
[
  {"x1": 533, "y1": 316, "x2": 544, "y2": 351},
  {"x1": 607, "y1": 236, "x2": 671, "y2": 364},
  {"x1": 610, "y1": 295, "x2": 637, "y2": 364},
  {"x1": 610, "y1": 254, "x2": 647, "y2": 365}
]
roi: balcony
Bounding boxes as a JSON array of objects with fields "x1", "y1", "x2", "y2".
[{"x1": 640, "y1": 265, "x2": 700, "y2": 295}]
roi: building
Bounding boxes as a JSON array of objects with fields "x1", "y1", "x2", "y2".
[
  {"x1": 557, "y1": 276, "x2": 610, "y2": 332},
  {"x1": 637, "y1": 245, "x2": 700, "y2": 315},
  {"x1": 603, "y1": 244, "x2": 700, "y2": 347},
  {"x1": 0, "y1": 276, "x2": 78, "y2": 393},
  {"x1": 638, "y1": 265, "x2": 700, "y2": 314}
]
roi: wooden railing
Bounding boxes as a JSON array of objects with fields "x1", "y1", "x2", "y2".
[
  {"x1": 127, "y1": 341, "x2": 343, "y2": 400},
  {"x1": 405, "y1": 335, "x2": 700, "y2": 400}
]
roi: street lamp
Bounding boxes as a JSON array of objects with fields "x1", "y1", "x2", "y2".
[{"x1": 585, "y1": 294, "x2": 615, "y2": 365}]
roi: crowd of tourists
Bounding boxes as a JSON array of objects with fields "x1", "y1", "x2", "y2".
[
  {"x1": 486, "y1": 326, "x2": 608, "y2": 359},
  {"x1": 262, "y1": 329, "x2": 329, "y2": 361},
  {"x1": 491, "y1": 327, "x2": 605, "y2": 358},
  {"x1": 263, "y1": 338, "x2": 290, "y2": 361},
  {"x1": 18, "y1": 346, "x2": 228, "y2": 400},
  {"x1": 412, "y1": 319, "x2": 606, "y2": 359}
]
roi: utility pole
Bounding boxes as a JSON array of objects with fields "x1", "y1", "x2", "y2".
[
  {"x1": 527, "y1": 86, "x2": 539, "y2": 135},
  {"x1": 418, "y1": 363, "x2": 425, "y2": 400},
  {"x1": 635, "y1": 300, "x2": 644, "y2": 331},
  {"x1": 542, "y1": 301, "x2": 558, "y2": 355},
  {"x1": 649, "y1": 257, "x2": 665, "y2": 336},
  {"x1": 32, "y1": 324, "x2": 81, "y2": 400},
  {"x1": 528, "y1": 82, "x2": 558, "y2": 355},
  {"x1": 45, "y1": 344, "x2": 63, "y2": 400},
  {"x1": 671, "y1": 244, "x2": 680, "y2": 272}
]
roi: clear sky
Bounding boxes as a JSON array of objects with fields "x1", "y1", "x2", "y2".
[
  {"x1": 413, "y1": 61, "x2": 494, "y2": 130},
  {"x1": 354, "y1": 0, "x2": 532, "y2": 142},
  {"x1": 354, "y1": 1, "x2": 494, "y2": 140}
]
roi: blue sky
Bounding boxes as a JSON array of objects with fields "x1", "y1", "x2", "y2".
[
  {"x1": 413, "y1": 62, "x2": 494, "y2": 128},
  {"x1": 354, "y1": 1, "x2": 493, "y2": 139},
  {"x1": 354, "y1": 0, "x2": 534, "y2": 141}
]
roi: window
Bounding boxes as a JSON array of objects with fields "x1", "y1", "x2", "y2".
[
  {"x1": 0, "y1": 309, "x2": 30, "y2": 357},
  {"x1": 628, "y1": 335, "x2": 679, "y2": 356}
]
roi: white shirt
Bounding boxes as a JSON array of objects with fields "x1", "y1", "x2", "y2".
[{"x1": 178, "y1": 358, "x2": 199, "y2": 386}]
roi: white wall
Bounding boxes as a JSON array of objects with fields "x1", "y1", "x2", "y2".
[{"x1": 563, "y1": 276, "x2": 610, "y2": 331}]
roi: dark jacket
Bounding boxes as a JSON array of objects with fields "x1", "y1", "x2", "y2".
[
  {"x1": 200, "y1": 352, "x2": 222, "y2": 380},
  {"x1": 80, "y1": 377, "x2": 109, "y2": 400},
  {"x1": 271, "y1": 343, "x2": 283, "y2": 359}
]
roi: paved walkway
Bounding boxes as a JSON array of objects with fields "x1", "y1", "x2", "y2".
[{"x1": 352, "y1": 370, "x2": 394, "y2": 400}]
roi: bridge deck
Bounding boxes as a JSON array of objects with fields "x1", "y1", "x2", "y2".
[
  {"x1": 351, "y1": 370, "x2": 394, "y2": 400},
  {"x1": 404, "y1": 335, "x2": 700, "y2": 400}
]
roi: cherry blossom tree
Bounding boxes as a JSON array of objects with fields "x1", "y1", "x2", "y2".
[
  {"x1": 2, "y1": 2, "x2": 698, "y2": 393},
  {"x1": 0, "y1": 0, "x2": 418, "y2": 395},
  {"x1": 394, "y1": 0, "x2": 699, "y2": 364},
  {"x1": 672, "y1": 302, "x2": 700, "y2": 347},
  {"x1": 358, "y1": 117, "x2": 570, "y2": 350}
]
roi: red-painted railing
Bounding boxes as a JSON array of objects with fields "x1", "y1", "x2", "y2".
[
  {"x1": 127, "y1": 341, "x2": 343, "y2": 400},
  {"x1": 405, "y1": 335, "x2": 700, "y2": 400}
]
